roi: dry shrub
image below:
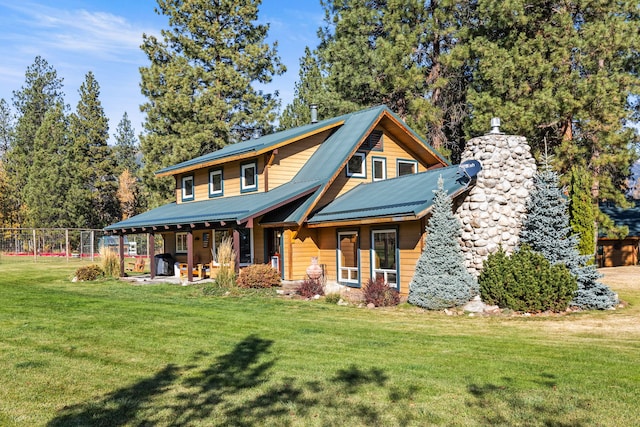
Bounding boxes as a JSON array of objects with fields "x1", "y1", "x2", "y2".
[
  {"x1": 297, "y1": 278, "x2": 325, "y2": 298},
  {"x1": 215, "y1": 236, "x2": 236, "y2": 288},
  {"x1": 75, "y1": 264, "x2": 104, "y2": 281},
  {"x1": 237, "y1": 264, "x2": 281, "y2": 288},
  {"x1": 100, "y1": 247, "x2": 119, "y2": 278}
]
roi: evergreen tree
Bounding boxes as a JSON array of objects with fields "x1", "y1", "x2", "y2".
[
  {"x1": 139, "y1": 0, "x2": 285, "y2": 207},
  {"x1": 113, "y1": 112, "x2": 139, "y2": 176},
  {"x1": 282, "y1": 0, "x2": 472, "y2": 160},
  {"x1": 23, "y1": 103, "x2": 70, "y2": 228},
  {"x1": 5, "y1": 56, "x2": 64, "y2": 226},
  {"x1": 569, "y1": 165, "x2": 596, "y2": 257},
  {"x1": 0, "y1": 99, "x2": 13, "y2": 159},
  {"x1": 408, "y1": 177, "x2": 478, "y2": 309},
  {"x1": 520, "y1": 169, "x2": 618, "y2": 310},
  {"x1": 467, "y1": 1, "x2": 639, "y2": 215},
  {"x1": 68, "y1": 71, "x2": 118, "y2": 229}
]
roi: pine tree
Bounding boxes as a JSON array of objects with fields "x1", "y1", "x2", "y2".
[
  {"x1": 5, "y1": 56, "x2": 64, "y2": 226},
  {"x1": 0, "y1": 99, "x2": 13, "y2": 227},
  {"x1": 467, "y1": 1, "x2": 639, "y2": 217},
  {"x1": 408, "y1": 177, "x2": 478, "y2": 309},
  {"x1": 0, "y1": 99, "x2": 13, "y2": 159},
  {"x1": 569, "y1": 165, "x2": 596, "y2": 257},
  {"x1": 113, "y1": 112, "x2": 139, "y2": 176},
  {"x1": 282, "y1": 0, "x2": 472, "y2": 160},
  {"x1": 520, "y1": 169, "x2": 618, "y2": 310},
  {"x1": 23, "y1": 103, "x2": 70, "y2": 228},
  {"x1": 139, "y1": 0, "x2": 285, "y2": 207},
  {"x1": 68, "y1": 71, "x2": 118, "y2": 229}
]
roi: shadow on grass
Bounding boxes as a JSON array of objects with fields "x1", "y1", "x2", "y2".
[
  {"x1": 466, "y1": 373, "x2": 591, "y2": 426},
  {"x1": 47, "y1": 334, "x2": 416, "y2": 426}
]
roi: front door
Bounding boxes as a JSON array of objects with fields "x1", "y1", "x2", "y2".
[{"x1": 266, "y1": 228, "x2": 283, "y2": 276}]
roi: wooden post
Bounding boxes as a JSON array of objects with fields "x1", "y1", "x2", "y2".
[
  {"x1": 119, "y1": 235, "x2": 125, "y2": 277},
  {"x1": 33, "y1": 229, "x2": 37, "y2": 262},
  {"x1": 149, "y1": 233, "x2": 156, "y2": 279},
  {"x1": 187, "y1": 230, "x2": 193, "y2": 282},
  {"x1": 65, "y1": 229, "x2": 69, "y2": 262}
]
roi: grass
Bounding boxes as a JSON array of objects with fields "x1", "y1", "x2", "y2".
[{"x1": 0, "y1": 257, "x2": 639, "y2": 426}]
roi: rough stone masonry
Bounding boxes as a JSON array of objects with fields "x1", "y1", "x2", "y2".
[{"x1": 456, "y1": 132, "x2": 537, "y2": 276}]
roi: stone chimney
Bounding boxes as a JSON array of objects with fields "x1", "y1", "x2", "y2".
[{"x1": 455, "y1": 120, "x2": 537, "y2": 275}]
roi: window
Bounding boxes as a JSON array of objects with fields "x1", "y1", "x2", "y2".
[
  {"x1": 372, "y1": 157, "x2": 386, "y2": 181},
  {"x1": 176, "y1": 232, "x2": 188, "y2": 253},
  {"x1": 347, "y1": 152, "x2": 366, "y2": 178},
  {"x1": 209, "y1": 169, "x2": 223, "y2": 197},
  {"x1": 397, "y1": 159, "x2": 418, "y2": 176},
  {"x1": 371, "y1": 229, "x2": 398, "y2": 289},
  {"x1": 181, "y1": 175, "x2": 194, "y2": 201},
  {"x1": 238, "y1": 228, "x2": 252, "y2": 265},
  {"x1": 241, "y1": 162, "x2": 257, "y2": 192},
  {"x1": 338, "y1": 231, "x2": 359, "y2": 286}
]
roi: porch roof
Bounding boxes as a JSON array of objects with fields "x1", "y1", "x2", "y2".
[
  {"x1": 306, "y1": 165, "x2": 472, "y2": 226},
  {"x1": 104, "y1": 180, "x2": 321, "y2": 232}
]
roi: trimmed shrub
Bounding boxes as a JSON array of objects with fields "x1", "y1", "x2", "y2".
[
  {"x1": 75, "y1": 264, "x2": 104, "y2": 281},
  {"x1": 236, "y1": 264, "x2": 281, "y2": 288},
  {"x1": 479, "y1": 246, "x2": 577, "y2": 312},
  {"x1": 363, "y1": 277, "x2": 400, "y2": 307},
  {"x1": 325, "y1": 293, "x2": 341, "y2": 304},
  {"x1": 297, "y1": 278, "x2": 324, "y2": 298}
]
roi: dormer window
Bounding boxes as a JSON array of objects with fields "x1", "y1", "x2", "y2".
[
  {"x1": 241, "y1": 161, "x2": 257, "y2": 192},
  {"x1": 347, "y1": 152, "x2": 366, "y2": 178},
  {"x1": 181, "y1": 175, "x2": 194, "y2": 201}
]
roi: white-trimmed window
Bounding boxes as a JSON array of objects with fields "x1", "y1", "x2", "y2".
[
  {"x1": 397, "y1": 159, "x2": 418, "y2": 176},
  {"x1": 338, "y1": 231, "x2": 359, "y2": 285},
  {"x1": 209, "y1": 168, "x2": 223, "y2": 197},
  {"x1": 347, "y1": 152, "x2": 366, "y2": 178},
  {"x1": 181, "y1": 175, "x2": 194, "y2": 201},
  {"x1": 371, "y1": 229, "x2": 398, "y2": 289},
  {"x1": 176, "y1": 232, "x2": 188, "y2": 253},
  {"x1": 241, "y1": 162, "x2": 257, "y2": 192},
  {"x1": 372, "y1": 157, "x2": 386, "y2": 181}
]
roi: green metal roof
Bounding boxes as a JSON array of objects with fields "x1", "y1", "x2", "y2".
[
  {"x1": 307, "y1": 165, "x2": 473, "y2": 224},
  {"x1": 599, "y1": 201, "x2": 640, "y2": 237},
  {"x1": 104, "y1": 180, "x2": 320, "y2": 231}
]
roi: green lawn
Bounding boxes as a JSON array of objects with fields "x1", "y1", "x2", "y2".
[{"x1": 0, "y1": 257, "x2": 638, "y2": 426}]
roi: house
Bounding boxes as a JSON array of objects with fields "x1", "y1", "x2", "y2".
[
  {"x1": 597, "y1": 201, "x2": 640, "y2": 267},
  {"x1": 105, "y1": 105, "x2": 479, "y2": 294}
]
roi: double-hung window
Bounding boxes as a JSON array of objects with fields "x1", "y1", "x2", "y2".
[
  {"x1": 372, "y1": 157, "x2": 386, "y2": 181},
  {"x1": 181, "y1": 175, "x2": 194, "y2": 201},
  {"x1": 371, "y1": 229, "x2": 398, "y2": 289},
  {"x1": 338, "y1": 231, "x2": 359, "y2": 286},
  {"x1": 209, "y1": 168, "x2": 223, "y2": 197},
  {"x1": 241, "y1": 162, "x2": 257, "y2": 192},
  {"x1": 176, "y1": 232, "x2": 188, "y2": 253}
]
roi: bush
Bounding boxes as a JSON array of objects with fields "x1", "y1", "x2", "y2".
[
  {"x1": 297, "y1": 278, "x2": 324, "y2": 298},
  {"x1": 479, "y1": 246, "x2": 578, "y2": 312},
  {"x1": 236, "y1": 264, "x2": 281, "y2": 288},
  {"x1": 364, "y1": 277, "x2": 400, "y2": 307},
  {"x1": 325, "y1": 293, "x2": 341, "y2": 304},
  {"x1": 75, "y1": 264, "x2": 104, "y2": 281}
]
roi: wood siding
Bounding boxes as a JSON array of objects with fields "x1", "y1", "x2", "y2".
[
  {"x1": 317, "y1": 127, "x2": 434, "y2": 208},
  {"x1": 267, "y1": 131, "x2": 328, "y2": 189}
]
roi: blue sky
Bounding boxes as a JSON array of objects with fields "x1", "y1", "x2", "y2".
[{"x1": 0, "y1": 0, "x2": 324, "y2": 142}]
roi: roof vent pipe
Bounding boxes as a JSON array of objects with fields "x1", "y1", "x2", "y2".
[
  {"x1": 310, "y1": 104, "x2": 318, "y2": 124},
  {"x1": 490, "y1": 117, "x2": 501, "y2": 134}
]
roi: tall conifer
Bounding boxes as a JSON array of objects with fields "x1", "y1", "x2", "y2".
[
  {"x1": 68, "y1": 71, "x2": 118, "y2": 229},
  {"x1": 139, "y1": 0, "x2": 285, "y2": 207},
  {"x1": 5, "y1": 56, "x2": 64, "y2": 226}
]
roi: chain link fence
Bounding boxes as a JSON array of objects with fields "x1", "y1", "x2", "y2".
[{"x1": 0, "y1": 228, "x2": 163, "y2": 262}]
